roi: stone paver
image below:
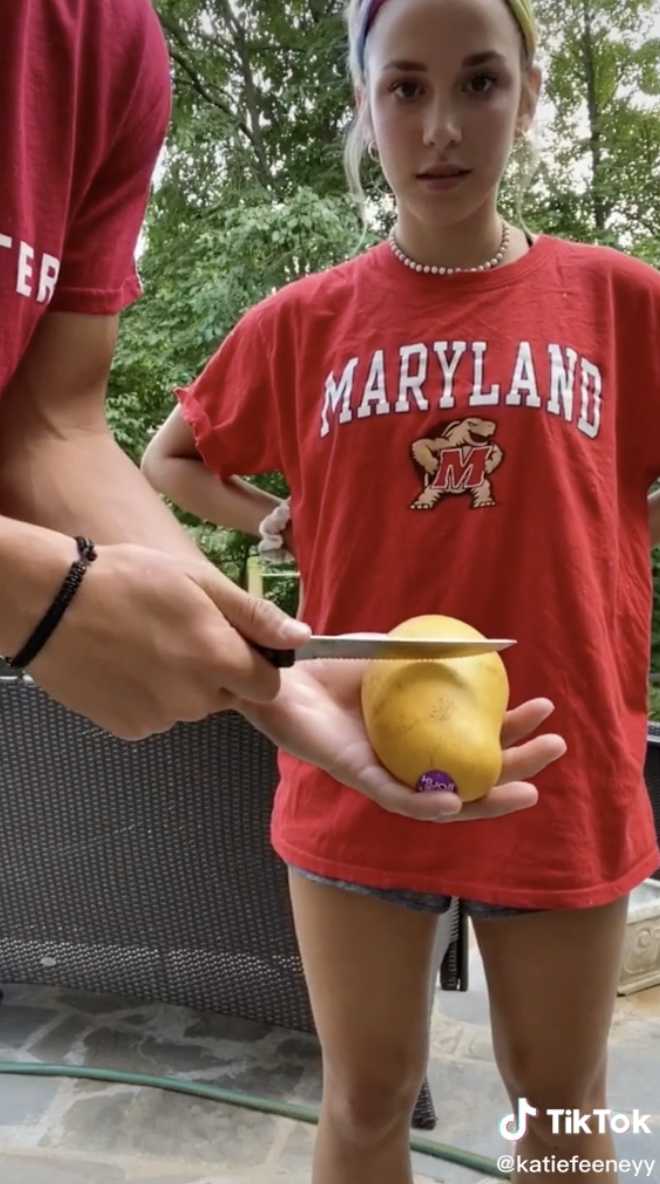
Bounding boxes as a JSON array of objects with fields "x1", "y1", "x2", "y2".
[{"x1": 0, "y1": 929, "x2": 657, "y2": 1182}]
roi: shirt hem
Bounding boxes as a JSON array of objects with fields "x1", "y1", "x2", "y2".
[
  {"x1": 271, "y1": 834, "x2": 660, "y2": 910},
  {"x1": 49, "y1": 276, "x2": 143, "y2": 315},
  {"x1": 176, "y1": 383, "x2": 217, "y2": 461}
]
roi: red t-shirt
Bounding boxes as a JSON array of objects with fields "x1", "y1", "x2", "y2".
[
  {"x1": 178, "y1": 235, "x2": 660, "y2": 909},
  {"x1": 0, "y1": 0, "x2": 171, "y2": 397}
]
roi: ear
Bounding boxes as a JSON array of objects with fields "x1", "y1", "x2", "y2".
[
  {"x1": 515, "y1": 65, "x2": 542, "y2": 138},
  {"x1": 355, "y1": 82, "x2": 372, "y2": 120}
]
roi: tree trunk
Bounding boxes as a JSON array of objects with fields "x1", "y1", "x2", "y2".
[{"x1": 581, "y1": 0, "x2": 607, "y2": 233}]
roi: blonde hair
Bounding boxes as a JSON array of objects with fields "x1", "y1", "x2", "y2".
[{"x1": 343, "y1": 0, "x2": 539, "y2": 219}]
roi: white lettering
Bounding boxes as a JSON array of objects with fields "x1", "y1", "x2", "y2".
[
  {"x1": 469, "y1": 342, "x2": 500, "y2": 405},
  {"x1": 17, "y1": 241, "x2": 34, "y2": 297},
  {"x1": 547, "y1": 344, "x2": 578, "y2": 421},
  {"x1": 632, "y1": 1112, "x2": 652, "y2": 1134},
  {"x1": 395, "y1": 345, "x2": 429, "y2": 413},
  {"x1": 316, "y1": 339, "x2": 604, "y2": 443},
  {"x1": 433, "y1": 341, "x2": 467, "y2": 408},
  {"x1": 591, "y1": 1109, "x2": 611, "y2": 1135},
  {"x1": 546, "y1": 1110, "x2": 565, "y2": 1135},
  {"x1": 570, "y1": 1109, "x2": 592, "y2": 1135},
  {"x1": 506, "y1": 341, "x2": 541, "y2": 407},
  {"x1": 357, "y1": 350, "x2": 390, "y2": 419},
  {"x1": 577, "y1": 358, "x2": 602, "y2": 439},
  {"x1": 0, "y1": 234, "x2": 12, "y2": 254},
  {"x1": 37, "y1": 254, "x2": 60, "y2": 303},
  {"x1": 319, "y1": 358, "x2": 358, "y2": 437}
]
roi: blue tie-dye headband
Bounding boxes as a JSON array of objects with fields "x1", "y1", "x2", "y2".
[
  {"x1": 355, "y1": 0, "x2": 388, "y2": 78},
  {"x1": 355, "y1": 0, "x2": 536, "y2": 78}
]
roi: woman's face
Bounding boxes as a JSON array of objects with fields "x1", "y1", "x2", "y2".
[{"x1": 363, "y1": 0, "x2": 539, "y2": 228}]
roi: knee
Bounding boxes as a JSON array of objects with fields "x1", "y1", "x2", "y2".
[
  {"x1": 323, "y1": 1059, "x2": 426, "y2": 1147},
  {"x1": 527, "y1": 1094, "x2": 610, "y2": 1154},
  {"x1": 500, "y1": 1053, "x2": 607, "y2": 1151}
]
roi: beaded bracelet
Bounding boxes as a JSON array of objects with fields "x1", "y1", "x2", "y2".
[{"x1": 6, "y1": 536, "x2": 97, "y2": 670}]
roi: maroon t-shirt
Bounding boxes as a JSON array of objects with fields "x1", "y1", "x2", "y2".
[
  {"x1": 178, "y1": 235, "x2": 660, "y2": 909},
  {"x1": 0, "y1": 0, "x2": 171, "y2": 395}
]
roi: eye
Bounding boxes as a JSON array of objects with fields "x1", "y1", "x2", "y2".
[
  {"x1": 467, "y1": 72, "x2": 499, "y2": 96},
  {"x1": 390, "y1": 80, "x2": 423, "y2": 102}
]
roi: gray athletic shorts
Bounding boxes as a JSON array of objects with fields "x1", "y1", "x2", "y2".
[{"x1": 288, "y1": 865, "x2": 540, "y2": 920}]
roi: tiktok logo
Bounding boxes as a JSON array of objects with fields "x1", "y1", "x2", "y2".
[
  {"x1": 499, "y1": 1098, "x2": 539, "y2": 1141},
  {"x1": 499, "y1": 1100, "x2": 651, "y2": 1140}
]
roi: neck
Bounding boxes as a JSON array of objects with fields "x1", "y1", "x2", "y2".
[{"x1": 393, "y1": 204, "x2": 506, "y2": 271}]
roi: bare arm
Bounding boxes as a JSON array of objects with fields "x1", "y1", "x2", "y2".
[
  {"x1": 0, "y1": 311, "x2": 311, "y2": 732},
  {"x1": 141, "y1": 404, "x2": 285, "y2": 539},
  {"x1": 0, "y1": 517, "x2": 81, "y2": 656},
  {"x1": 0, "y1": 311, "x2": 201, "y2": 654},
  {"x1": 0, "y1": 313, "x2": 202, "y2": 556}
]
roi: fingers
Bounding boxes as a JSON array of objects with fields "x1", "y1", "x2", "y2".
[
  {"x1": 348, "y1": 768, "x2": 465, "y2": 820},
  {"x1": 354, "y1": 725, "x2": 566, "y2": 823},
  {"x1": 384, "y1": 782, "x2": 539, "y2": 822},
  {"x1": 195, "y1": 569, "x2": 312, "y2": 703},
  {"x1": 500, "y1": 697, "x2": 556, "y2": 748},
  {"x1": 203, "y1": 622, "x2": 286, "y2": 702},
  {"x1": 455, "y1": 783, "x2": 538, "y2": 820},
  {"x1": 497, "y1": 732, "x2": 567, "y2": 786},
  {"x1": 353, "y1": 772, "x2": 538, "y2": 823},
  {"x1": 385, "y1": 726, "x2": 565, "y2": 821},
  {"x1": 201, "y1": 567, "x2": 311, "y2": 648}
]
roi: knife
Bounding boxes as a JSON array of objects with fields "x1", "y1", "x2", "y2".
[{"x1": 252, "y1": 633, "x2": 516, "y2": 668}]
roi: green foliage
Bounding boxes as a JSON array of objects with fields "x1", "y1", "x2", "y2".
[
  {"x1": 108, "y1": 186, "x2": 365, "y2": 459},
  {"x1": 652, "y1": 549, "x2": 660, "y2": 673},
  {"x1": 520, "y1": 0, "x2": 660, "y2": 244},
  {"x1": 107, "y1": 0, "x2": 660, "y2": 649}
]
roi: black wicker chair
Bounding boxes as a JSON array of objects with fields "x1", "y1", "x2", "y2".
[{"x1": 0, "y1": 677, "x2": 468, "y2": 1130}]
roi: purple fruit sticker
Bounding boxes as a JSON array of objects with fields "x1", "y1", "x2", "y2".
[{"x1": 416, "y1": 770, "x2": 457, "y2": 794}]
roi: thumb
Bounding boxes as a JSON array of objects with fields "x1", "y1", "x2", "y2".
[{"x1": 200, "y1": 566, "x2": 312, "y2": 648}]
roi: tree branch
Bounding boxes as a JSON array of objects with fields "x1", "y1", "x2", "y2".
[
  {"x1": 154, "y1": 8, "x2": 195, "y2": 53},
  {"x1": 580, "y1": 0, "x2": 607, "y2": 233},
  {"x1": 155, "y1": 4, "x2": 273, "y2": 189},
  {"x1": 213, "y1": 0, "x2": 274, "y2": 188},
  {"x1": 165, "y1": 44, "x2": 251, "y2": 135}
]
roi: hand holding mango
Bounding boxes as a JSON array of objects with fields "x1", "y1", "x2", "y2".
[{"x1": 361, "y1": 615, "x2": 509, "y2": 802}]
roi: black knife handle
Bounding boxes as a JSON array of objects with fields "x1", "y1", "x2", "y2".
[{"x1": 251, "y1": 643, "x2": 296, "y2": 668}]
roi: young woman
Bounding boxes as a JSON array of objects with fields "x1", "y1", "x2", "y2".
[{"x1": 142, "y1": 0, "x2": 660, "y2": 1179}]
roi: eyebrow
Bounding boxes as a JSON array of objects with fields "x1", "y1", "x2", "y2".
[{"x1": 382, "y1": 51, "x2": 506, "y2": 72}]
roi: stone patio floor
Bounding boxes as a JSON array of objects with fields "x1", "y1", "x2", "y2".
[{"x1": 0, "y1": 925, "x2": 658, "y2": 1184}]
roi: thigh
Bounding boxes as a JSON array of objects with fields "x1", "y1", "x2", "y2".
[
  {"x1": 473, "y1": 897, "x2": 629, "y2": 1102},
  {"x1": 288, "y1": 869, "x2": 439, "y2": 1087}
]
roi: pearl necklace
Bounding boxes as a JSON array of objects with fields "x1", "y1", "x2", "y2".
[{"x1": 388, "y1": 221, "x2": 510, "y2": 276}]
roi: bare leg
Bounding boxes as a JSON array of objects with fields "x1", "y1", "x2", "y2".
[
  {"x1": 289, "y1": 871, "x2": 440, "y2": 1184},
  {"x1": 474, "y1": 897, "x2": 629, "y2": 1184}
]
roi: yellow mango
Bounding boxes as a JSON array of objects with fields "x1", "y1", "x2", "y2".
[{"x1": 360, "y1": 614, "x2": 510, "y2": 801}]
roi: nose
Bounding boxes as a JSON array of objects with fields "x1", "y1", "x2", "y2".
[{"x1": 423, "y1": 97, "x2": 461, "y2": 148}]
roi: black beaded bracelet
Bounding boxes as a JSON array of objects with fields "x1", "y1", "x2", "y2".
[{"x1": 6, "y1": 536, "x2": 98, "y2": 671}]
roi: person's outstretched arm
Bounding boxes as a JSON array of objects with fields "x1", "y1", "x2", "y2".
[{"x1": 0, "y1": 311, "x2": 312, "y2": 737}]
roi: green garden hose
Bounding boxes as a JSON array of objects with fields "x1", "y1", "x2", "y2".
[{"x1": 0, "y1": 1061, "x2": 508, "y2": 1178}]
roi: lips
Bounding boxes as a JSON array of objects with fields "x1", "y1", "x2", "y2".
[{"x1": 418, "y1": 167, "x2": 470, "y2": 179}]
